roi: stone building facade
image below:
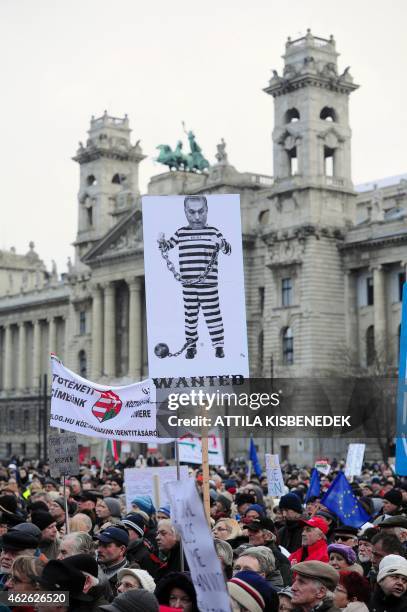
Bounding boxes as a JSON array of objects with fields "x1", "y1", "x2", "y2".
[{"x1": 0, "y1": 31, "x2": 406, "y2": 464}]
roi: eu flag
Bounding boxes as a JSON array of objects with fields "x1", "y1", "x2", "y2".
[
  {"x1": 249, "y1": 438, "x2": 262, "y2": 477},
  {"x1": 305, "y1": 468, "x2": 321, "y2": 503},
  {"x1": 320, "y1": 471, "x2": 370, "y2": 528}
]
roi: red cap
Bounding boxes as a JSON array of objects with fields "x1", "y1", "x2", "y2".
[{"x1": 299, "y1": 516, "x2": 329, "y2": 534}]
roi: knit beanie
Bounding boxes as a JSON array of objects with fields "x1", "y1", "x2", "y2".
[
  {"x1": 31, "y1": 511, "x2": 55, "y2": 531},
  {"x1": 217, "y1": 494, "x2": 232, "y2": 512},
  {"x1": 0, "y1": 494, "x2": 18, "y2": 515},
  {"x1": 279, "y1": 493, "x2": 302, "y2": 514},
  {"x1": 131, "y1": 495, "x2": 155, "y2": 517},
  {"x1": 328, "y1": 544, "x2": 357, "y2": 566},
  {"x1": 383, "y1": 489, "x2": 403, "y2": 507},
  {"x1": 99, "y1": 589, "x2": 158, "y2": 612},
  {"x1": 103, "y1": 497, "x2": 122, "y2": 518},
  {"x1": 117, "y1": 568, "x2": 156, "y2": 593},
  {"x1": 245, "y1": 504, "x2": 266, "y2": 518},
  {"x1": 338, "y1": 571, "x2": 371, "y2": 604},
  {"x1": 157, "y1": 505, "x2": 171, "y2": 518},
  {"x1": 228, "y1": 571, "x2": 275, "y2": 612},
  {"x1": 377, "y1": 554, "x2": 407, "y2": 583}
]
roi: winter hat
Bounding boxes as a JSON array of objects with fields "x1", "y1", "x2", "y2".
[
  {"x1": 31, "y1": 511, "x2": 55, "y2": 531},
  {"x1": 121, "y1": 513, "x2": 146, "y2": 538},
  {"x1": 117, "y1": 568, "x2": 156, "y2": 593},
  {"x1": 328, "y1": 544, "x2": 357, "y2": 565},
  {"x1": 13, "y1": 523, "x2": 42, "y2": 539},
  {"x1": 29, "y1": 501, "x2": 49, "y2": 513},
  {"x1": 99, "y1": 589, "x2": 158, "y2": 612},
  {"x1": 157, "y1": 505, "x2": 171, "y2": 518},
  {"x1": 64, "y1": 554, "x2": 98, "y2": 578},
  {"x1": 245, "y1": 504, "x2": 266, "y2": 518},
  {"x1": 131, "y1": 495, "x2": 155, "y2": 517},
  {"x1": 103, "y1": 497, "x2": 122, "y2": 518},
  {"x1": 228, "y1": 571, "x2": 276, "y2": 612},
  {"x1": 31, "y1": 559, "x2": 85, "y2": 595},
  {"x1": 155, "y1": 572, "x2": 197, "y2": 609},
  {"x1": 383, "y1": 489, "x2": 403, "y2": 507},
  {"x1": 377, "y1": 554, "x2": 407, "y2": 583},
  {"x1": 0, "y1": 494, "x2": 18, "y2": 515},
  {"x1": 279, "y1": 493, "x2": 302, "y2": 514},
  {"x1": 338, "y1": 571, "x2": 371, "y2": 604},
  {"x1": 235, "y1": 493, "x2": 256, "y2": 507},
  {"x1": 1, "y1": 528, "x2": 40, "y2": 551}
]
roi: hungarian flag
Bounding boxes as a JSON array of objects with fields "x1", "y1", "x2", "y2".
[{"x1": 107, "y1": 440, "x2": 120, "y2": 462}]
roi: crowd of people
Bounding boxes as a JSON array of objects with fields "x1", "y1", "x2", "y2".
[{"x1": 0, "y1": 454, "x2": 406, "y2": 612}]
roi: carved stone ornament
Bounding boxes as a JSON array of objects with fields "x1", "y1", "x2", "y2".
[
  {"x1": 284, "y1": 134, "x2": 297, "y2": 151},
  {"x1": 105, "y1": 219, "x2": 143, "y2": 255},
  {"x1": 266, "y1": 237, "x2": 307, "y2": 267}
]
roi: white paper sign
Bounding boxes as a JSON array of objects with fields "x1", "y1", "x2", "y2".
[
  {"x1": 165, "y1": 478, "x2": 231, "y2": 612},
  {"x1": 178, "y1": 433, "x2": 224, "y2": 466},
  {"x1": 124, "y1": 465, "x2": 189, "y2": 511},
  {"x1": 265, "y1": 454, "x2": 285, "y2": 497},
  {"x1": 48, "y1": 432, "x2": 80, "y2": 478},
  {"x1": 50, "y1": 355, "x2": 157, "y2": 442},
  {"x1": 345, "y1": 444, "x2": 366, "y2": 478},
  {"x1": 142, "y1": 194, "x2": 249, "y2": 379},
  {"x1": 315, "y1": 460, "x2": 331, "y2": 476}
]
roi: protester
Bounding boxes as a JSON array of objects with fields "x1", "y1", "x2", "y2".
[
  {"x1": 278, "y1": 586, "x2": 294, "y2": 612},
  {"x1": 31, "y1": 511, "x2": 60, "y2": 559},
  {"x1": 289, "y1": 517, "x2": 329, "y2": 565},
  {"x1": 116, "y1": 568, "x2": 156, "y2": 593},
  {"x1": 228, "y1": 570, "x2": 279, "y2": 612},
  {"x1": 70, "y1": 512, "x2": 93, "y2": 533},
  {"x1": 99, "y1": 589, "x2": 159, "y2": 612},
  {"x1": 278, "y1": 494, "x2": 304, "y2": 554},
  {"x1": 328, "y1": 544, "x2": 363, "y2": 575},
  {"x1": 234, "y1": 545, "x2": 284, "y2": 589},
  {"x1": 212, "y1": 518, "x2": 242, "y2": 543},
  {"x1": 5, "y1": 555, "x2": 45, "y2": 593},
  {"x1": 290, "y1": 560, "x2": 339, "y2": 612},
  {"x1": 0, "y1": 528, "x2": 41, "y2": 588},
  {"x1": 96, "y1": 526, "x2": 129, "y2": 594},
  {"x1": 155, "y1": 571, "x2": 199, "y2": 612},
  {"x1": 369, "y1": 554, "x2": 407, "y2": 611},
  {"x1": 214, "y1": 538, "x2": 234, "y2": 579},
  {"x1": 155, "y1": 519, "x2": 187, "y2": 580},
  {"x1": 96, "y1": 498, "x2": 122, "y2": 532},
  {"x1": 120, "y1": 513, "x2": 161, "y2": 576},
  {"x1": 333, "y1": 571, "x2": 370, "y2": 611},
  {"x1": 57, "y1": 531, "x2": 95, "y2": 559}
]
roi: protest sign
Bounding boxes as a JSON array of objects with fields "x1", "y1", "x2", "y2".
[
  {"x1": 142, "y1": 194, "x2": 249, "y2": 379},
  {"x1": 124, "y1": 465, "x2": 189, "y2": 511},
  {"x1": 396, "y1": 282, "x2": 407, "y2": 475},
  {"x1": 344, "y1": 443, "x2": 365, "y2": 478},
  {"x1": 48, "y1": 432, "x2": 80, "y2": 478},
  {"x1": 165, "y1": 478, "x2": 231, "y2": 612},
  {"x1": 315, "y1": 459, "x2": 331, "y2": 476},
  {"x1": 50, "y1": 355, "x2": 157, "y2": 442},
  {"x1": 265, "y1": 454, "x2": 285, "y2": 497},
  {"x1": 178, "y1": 432, "x2": 224, "y2": 466}
]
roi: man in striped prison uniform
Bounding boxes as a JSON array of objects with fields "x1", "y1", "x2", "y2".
[{"x1": 158, "y1": 195, "x2": 231, "y2": 359}]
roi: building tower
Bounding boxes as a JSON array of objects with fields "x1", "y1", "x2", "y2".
[
  {"x1": 262, "y1": 30, "x2": 359, "y2": 376},
  {"x1": 72, "y1": 112, "x2": 145, "y2": 263}
]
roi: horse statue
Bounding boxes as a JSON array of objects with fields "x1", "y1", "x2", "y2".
[
  {"x1": 186, "y1": 130, "x2": 210, "y2": 172},
  {"x1": 156, "y1": 144, "x2": 177, "y2": 171}
]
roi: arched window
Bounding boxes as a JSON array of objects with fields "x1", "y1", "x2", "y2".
[
  {"x1": 320, "y1": 107, "x2": 337, "y2": 122},
  {"x1": 282, "y1": 327, "x2": 294, "y2": 365},
  {"x1": 288, "y1": 147, "x2": 298, "y2": 176},
  {"x1": 366, "y1": 326, "x2": 375, "y2": 366},
  {"x1": 258, "y1": 210, "x2": 270, "y2": 225},
  {"x1": 86, "y1": 175, "x2": 97, "y2": 186},
  {"x1": 79, "y1": 350, "x2": 87, "y2": 378},
  {"x1": 285, "y1": 108, "x2": 300, "y2": 123}
]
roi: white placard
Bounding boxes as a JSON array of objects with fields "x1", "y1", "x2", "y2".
[
  {"x1": 345, "y1": 443, "x2": 366, "y2": 478},
  {"x1": 142, "y1": 194, "x2": 249, "y2": 378},
  {"x1": 178, "y1": 433, "x2": 224, "y2": 466},
  {"x1": 315, "y1": 460, "x2": 331, "y2": 476},
  {"x1": 50, "y1": 355, "x2": 157, "y2": 442},
  {"x1": 124, "y1": 465, "x2": 189, "y2": 511},
  {"x1": 48, "y1": 432, "x2": 80, "y2": 478},
  {"x1": 265, "y1": 454, "x2": 285, "y2": 497},
  {"x1": 165, "y1": 478, "x2": 231, "y2": 612}
]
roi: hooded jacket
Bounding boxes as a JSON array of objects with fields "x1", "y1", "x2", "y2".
[
  {"x1": 368, "y1": 584, "x2": 407, "y2": 612},
  {"x1": 155, "y1": 571, "x2": 198, "y2": 612}
]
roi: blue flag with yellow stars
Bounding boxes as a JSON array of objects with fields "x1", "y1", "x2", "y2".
[
  {"x1": 249, "y1": 437, "x2": 262, "y2": 477},
  {"x1": 320, "y1": 471, "x2": 370, "y2": 528},
  {"x1": 305, "y1": 468, "x2": 321, "y2": 503}
]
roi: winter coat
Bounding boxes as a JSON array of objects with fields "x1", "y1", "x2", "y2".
[
  {"x1": 343, "y1": 602, "x2": 369, "y2": 612},
  {"x1": 289, "y1": 537, "x2": 329, "y2": 565},
  {"x1": 265, "y1": 541, "x2": 292, "y2": 586},
  {"x1": 368, "y1": 585, "x2": 407, "y2": 612},
  {"x1": 292, "y1": 597, "x2": 340, "y2": 612},
  {"x1": 126, "y1": 537, "x2": 162, "y2": 577},
  {"x1": 155, "y1": 542, "x2": 189, "y2": 583},
  {"x1": 278, "y1": 520, "x2": 304, "y2": 553}
]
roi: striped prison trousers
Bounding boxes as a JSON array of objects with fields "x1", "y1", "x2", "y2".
[{"x1": 183, "y1": 285, "x2": 224, "y2": 348}]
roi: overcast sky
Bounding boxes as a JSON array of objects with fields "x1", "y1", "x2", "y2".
[{"x1": 1, "y1": 0, "x2": 406, "y2": 272}]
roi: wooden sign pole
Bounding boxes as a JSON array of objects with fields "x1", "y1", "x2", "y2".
[{"x1": 201, "y1": 403, "x2": 211, "y2": 526}]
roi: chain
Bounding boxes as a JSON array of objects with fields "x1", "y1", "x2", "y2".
[
  {"x1": 159, "y1": 241, "x2": 220, "y2": 286},
  {"x1": 167, "y1": 338, "x2": 195, "y2": 357}
]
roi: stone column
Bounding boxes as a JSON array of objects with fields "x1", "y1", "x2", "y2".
[
  {"x1": 48, "y1": 316, "x2": 56, "y2": 356},
  {"x1": 103, "y1": 282, "x2": 116, "y2": 378},
  {"x1": 91, "y1": 285, "x2": 103, "y2": 380},
  {"x1": 128, "y1": 277, "x2": 142, "y2": 380},
  {"x1": 32, "y1": 320, "x2": 41, "y2": 389},
  {"x1": 373, "y1": 265, "x2": 387, "y2": 361},
  {"x1": 18, "y1": 322, "x2": 27, "y2": 390},
  {"x1": 344, "y1": 270, "x2": 358, "y2": 358},
  {"x1": 3, "y1": 324, "x2": 13, "y2": 391}
]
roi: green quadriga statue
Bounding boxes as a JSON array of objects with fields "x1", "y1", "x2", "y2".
[{"x1": 155, "y1": 128, "x2": 209, "y2": 173}]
